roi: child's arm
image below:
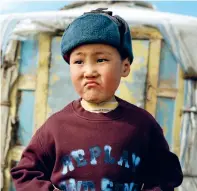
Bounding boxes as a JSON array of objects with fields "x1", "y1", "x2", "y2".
[
  {"x1": 10, "y1": 127, "x2": 55, "y2": 191},
  {"x1": 141, "y1": 121, "x2": 183, "y2": 190}
]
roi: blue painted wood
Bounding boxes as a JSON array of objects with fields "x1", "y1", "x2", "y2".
[
  {"x1": 8, "y1": 38, "x2": 38, "y2": 191},
  {"x1": 159, "y1": 42, "x2": 178, "y2": 88},
  {"x1": 18, "y1": 90, "x2": 35, "y2": 146},
  {"x1": 19, "y1": 38, "x2": 38, "y2": 75},
  {"x1": 155, "y1": 97, "x2": 175, "y2": 147},
  {"x1": 9, "y1": 181, "x2": 15, "y2": 191},
  {"x1": 47, "y1": 37, "x2": 79, "y2": 117}
]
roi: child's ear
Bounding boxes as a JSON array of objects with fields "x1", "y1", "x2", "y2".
[{"x1": 121, "y1": 58, "x2": 130, "y2": 77}]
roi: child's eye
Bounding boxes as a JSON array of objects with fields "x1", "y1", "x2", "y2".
[
  {"x1": 97, "y1": 59, "x2": 109, "y2": 63},
  {"x1": 74, "y1": 60, "x2": 83, "y2": 65}
]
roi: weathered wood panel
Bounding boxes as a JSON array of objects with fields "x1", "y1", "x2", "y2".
[
  {"x1": 34, "y1": 33, "x2": 51, "y2": 132},
  {"x1": 47, "y1": 36, "x2": 79, "y2": 117},
  {"x1": 116, "y1": 40, "x2": 149, "y2": 108},
  {"x1": 145, "y1": 39, "x2": 161, "y2": 117},
  {"x1": 158, "y1": 41, "x2": 178, "y2": 89},
  {"x1": 17, "y1": 38, "x2": 39, "y2": 144},
  {"x1": 17, "y1": 90, "x2": 35, "y2": 146},
  {"x1": 4, "y1": 38, "x2": 39, "y2": 191},
  {"x1": 173, "y1": 67, "x2": 184, "y2": 156},
  {"x1": 19, "y1": 39, "x2": 38, "y2": 75},
  {"x1": 155, "y1": 97, "x2": 175, "y2": 148}
]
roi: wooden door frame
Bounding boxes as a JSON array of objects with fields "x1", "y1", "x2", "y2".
[
  {"x1": 34, "y1": 33, "x2": 52, "y2": 132},
  {"x1": 132, "y1": 26, "x2": 184, "y2": 157},
  {"x1": 4, "y1": 33, "x2": 52, "y2": 191}
]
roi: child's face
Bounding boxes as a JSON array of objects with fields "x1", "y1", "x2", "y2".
[{"x1": 69, "y1": 44, "x2": 130, "y2": 104}]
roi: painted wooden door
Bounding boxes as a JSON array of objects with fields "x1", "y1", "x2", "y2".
[
  {"x1": 5, "y1": 36, "x2": 40, "y2": 190},
  {"x1": 4, "y1": 34, "x2": 52, "y2": 191},
  {"x1": 145, "y1": 40, "x2": 184, "y2": 155}
]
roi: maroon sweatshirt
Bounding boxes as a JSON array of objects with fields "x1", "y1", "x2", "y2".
[{"x1": 11, "y1": 97, "x2": 183, "y2": 191}]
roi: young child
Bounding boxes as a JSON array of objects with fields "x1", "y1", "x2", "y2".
[{"x1": 11, "y1": 8, "x2": 183, "y2": 191}]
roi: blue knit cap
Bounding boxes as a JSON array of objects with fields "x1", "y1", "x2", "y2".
[{"x1": 61, "y1": 8, "x2": 133, "y2": 64}]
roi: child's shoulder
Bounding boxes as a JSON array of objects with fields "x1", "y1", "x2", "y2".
[
  {"x1": 50, "y1": 101, "x2": 74, "y2": 119},
  {"x1": 38, "y1": 100, "x2": 75, "y2": 133},
  {"x1": 118, "y1": 97, "x2": 166, "y2": 142},
  {"x1": 117, "y1": 96, "x2": 157, "y2": 125}
]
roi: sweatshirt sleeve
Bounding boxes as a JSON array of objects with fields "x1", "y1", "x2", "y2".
[
  {"x1": 142, "y1": 121, "x2": 183, "y2": 190},
  {"x1": 10, "y1": 127, "x2": 55, "y2": 191}
]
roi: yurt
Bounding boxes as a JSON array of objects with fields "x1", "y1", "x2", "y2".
[{"x1": 1, "y1": 1, "x2": 197, "y2": 190}]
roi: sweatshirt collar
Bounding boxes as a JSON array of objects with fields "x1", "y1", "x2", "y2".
[
  {"x1": 72, "y1": 96, "x2": 124, "y2": 121},
  {"x1": 80, "y1": 96, "x2": 118, "y2": 113}
]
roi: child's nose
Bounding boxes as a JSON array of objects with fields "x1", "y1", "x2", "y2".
[{"x1": 84, "y1": 64, "x2": 98, "y2": 78}]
